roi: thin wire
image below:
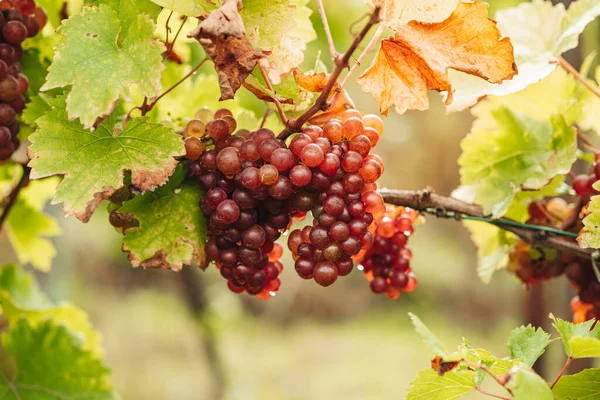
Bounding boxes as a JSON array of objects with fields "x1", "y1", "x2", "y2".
[{"x1": 422, "y1": 209, "x2": 579, "y2": 239}]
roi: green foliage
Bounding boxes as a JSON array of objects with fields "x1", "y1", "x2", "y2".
[
  {"x1": 240, "y1": 0, "x2": 316, "y2": 83},
  {"x1": 5, "y1": 177, "x2": 61, "y2": 272},
  {"x1": 28, "y1": 95, "x2": 184, "y2": 222},
  {"x1": 407, "y1": 315, "x2": 600, "y2": 400},
  {"x1": 578, "y1": 180, "x2": 600, "y2": 248},
  {"x1": 553, "y1": 369, "x2": 600, "y2": 399},
  {"x1": 408, "y1": 313, "x2": 459, "y2": 361},
  {"x1": 42, "y1": 4, "x2": 164, "y2": 127},
  {"x1": 505, "y1": 364, "x2": 553, "y2": 400},
  {"x1": 118, "y1": 166, "x2": 207, "y2": 270},
  {"x1": 457, "y1": 108, "x2": 576, "y2": 218},
  {"x1": 507, "y1": 325, "x2": 552, "y2": 367},
  {"x1": 552, "y1": 315, "x2": 600, "y2": 358},
  {"x1": 149, "y1": 0, "x2": 218, "y2": 16},
  {"x1": 406, "y1": 369, "x2": 476, "y2": 400},
  {"x1": 0, "y1": 319, "x2": 116, "y2": 400},
  {"x1": 0, "y1": 264, "x2": 102, "y2": 354}
]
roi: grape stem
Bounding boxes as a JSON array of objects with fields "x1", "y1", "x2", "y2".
[
  {"x1": 550, "y1": 357, "x2": 572, "y2": 389},
  {"x1": 329, "y1": 24, "x2": 384, "y2": 107},
  {"x1": 277, "y1": 6, "x2": 382, "y2": 140},
  {"x1": 558, "y1": 57, "x2": 600, "y2": 100},
  {"x1": 258, "y1": 59, "x2": 288, "y2": 125},
  {"x1": 475, "y1": 388, "x2": 510, "y2": 400},
  {"x1": 0, "y1": 165, "x2": 30, "y2": 233},
  {"x1": 316, "y1": 0, "x2": 337, "y2": 60},
  {"x1": 124, "y1": 57, "x2": 210, "y2": 124},
  {"x1": 378, "y1": 188, "x2": 595, "y2": 260}
]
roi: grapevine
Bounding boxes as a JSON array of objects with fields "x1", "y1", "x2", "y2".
[{"x1": 0, "y1": 0, "x2": 599, "y2": 398}]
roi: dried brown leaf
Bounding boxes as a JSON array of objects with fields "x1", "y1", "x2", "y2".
[
  {"x1": 358, "y1": 1, "x2": 517, "y2": 116},
  {"x1": 191, "y1": 0, "x2": 261, "y2": 100}
]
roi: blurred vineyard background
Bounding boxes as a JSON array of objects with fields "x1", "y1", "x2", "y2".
[{"x1": 1, "y1": 0, "x2": 599, "y2": 398}]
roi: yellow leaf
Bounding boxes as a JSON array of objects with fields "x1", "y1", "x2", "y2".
[
  {"x1": 366, "y1": 0, "x2": 459, "y2": 29},
  {"x1": 357, "y1": 1, "x2": 516, "y2": 116}
]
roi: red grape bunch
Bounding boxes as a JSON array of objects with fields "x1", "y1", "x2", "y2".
[
  {"x1": 0, "y1": 0, "x2": 45, "y2": 161},
  {"x1": 287, "y1": 109, "x2": 386, "y2": 287},
  {"x1": 184, "y1": 106, "x2": 387, "y2": 296},
  {"x1": 359, "y1": 205, "x2": 418, "y2": 299},
  {"x1": 507, "y1": 198, "x2": 600, "y2": 323}
]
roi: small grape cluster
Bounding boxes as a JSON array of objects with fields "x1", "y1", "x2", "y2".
[
  {"x1": 567, "y1": 260, "x2": 600, "y2": 324},
  {"x1": 0, "y1": 0, "x2": 45, "y2": 161},
  {"x1": 507, "y1": 198, "x2": 600, "y2": 323},
  {"x1": 358, "y1": 205, "x2": 418, "y2": 299},
  {"x1": 287, "y1": 109, "x2": 386, "y2": 287}
]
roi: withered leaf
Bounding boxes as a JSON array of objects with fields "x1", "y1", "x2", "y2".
[
  {"x1": 357, "y1": 1, "x2": 517, "y2": 116},
  {"x1": 191, "y1": 0, "x2": 261, "y2": 100},
  {"x1": 241, "y1": 82, "x2": 295, "y2": 104},
  {"x1": 293, "y1": 67, "x2": 333, "y2": 93},
  {"x1": 431, "y1": 356, "x2": 460, "y2": 377}
]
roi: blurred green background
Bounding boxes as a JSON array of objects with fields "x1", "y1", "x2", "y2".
[{"x1": 1, "y1": 0, "x2": 599, "y2": 399}]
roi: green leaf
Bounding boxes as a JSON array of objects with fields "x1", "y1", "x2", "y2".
[
  {"x1": 409, "y1": 313, "x2": 461, "y2": 361},
  {"x1": 508, "y1": 325, "x2": 552, "y2": 367},
  {"x1": 462, "y1": 221, "x2": 518, "y2": 283},
  {"x1": 448, "y1": 0, "x2": 600, "y2": 112},
  {"x1": 152, "y1": 65, "x2": 283, "y2": 132},
  {"x1": 5, "y1": 178, "x2": 61, "y2": 272},
  {"x1": 118, "y1": 166, "x2": 206, "y2": 270},
  {"x1": 149, "y1": 0, "x2": 218, "y2": 16},
  {"x1": 457, "y1": 108, "x2": 577, "y2": 218},
  {"x1": 459, "y1": 340, "x2": 520, "y2": 377},
  {"x1": 86, "y1": 0, "x2": 161, "y2": 32},
  {"x1": 551, "y1": 314, "x2": 600, "y2": 358},
  {"x1": 0, "y1": 319, "x2": 116, "y2": 400},
  {"x1": 406, "y1": 369, "x2": 476, "y2": 400},
  {"x1": 28, "y1": 95, "x2": 184, "y2": 222},
  {"x1": 240, "y1": 0, "x2": 317, "y2": 83},
  {"x1": 553, "y1": 368, "x2": 600, "y2": 400},
  {"x1": 506, "y1": 364, "x2": 554, "y2": 400},
  {"x1": 42, "y1": 5, "x2": 165, "y2": 127},
  {"x1": 0, "y1": 264, "x2": 103, "y2": 355},
  {"x1": 578, "y1": 182, "x2": 600, "y2": 248},
  {"x1": 21, "y1": 95, "x2": 51, "y2": 128}
]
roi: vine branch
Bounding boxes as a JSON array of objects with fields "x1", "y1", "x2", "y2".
[
  {"x1": 258, "y1": 59, "x2": 288, "y2": 125},
  {"x1": 0, "y1": 166, "x2": 30, "y2": 233},
  {"x1": 379, "y1": 188, "x2": 595, "y2": 260},
  {"x1": 277, "y1": 6, "x2": 382, "y2": 140},
  {"x1": 316, "y1": 0, "x2": 337, "y2": 59},
  {"x1": 550, "y1": 357, "x2": 572, "y2": 389},
  {"x1": 558, "y1": 56, "x2": 600, "y2": 100}
]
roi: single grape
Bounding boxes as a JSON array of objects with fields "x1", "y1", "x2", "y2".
[
  {"x1": 3, "y1": 20, "x2": 27, "y2": 44},
  {"x1": 314, "y1": 261, "x2": 338, "y2": 287},
  {"x1": 184, "y1": 137, "x2": 204, "y2": 161}
]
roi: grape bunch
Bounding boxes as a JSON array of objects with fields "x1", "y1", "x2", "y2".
[
  {"x1": 286, "y1": 109, "x2": 386, "y2": 287},
  {"x1": 358, "y1": 205, "x2": 418, "y2": 299},
  {"x1": 0, "y1": 0, "x2": 45, "y2": 161},
  {"x1": 183, "y1": 107, "x2": 386, "y2": 296},
  {"x1": 507, "y1": 197, "x2": 600, "y2": 323}
]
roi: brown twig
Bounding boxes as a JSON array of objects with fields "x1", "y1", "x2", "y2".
[
  {"x1": 164, "y1": 11, "x2": 173, "y2": 52},
  {"x1": 277, "y1": 6, "x2": 382, "y2": 140},
  {"x1": 260, "y1": 107, "x2": 270, "y2": 128},
  {"x1": 550, "y1": 357, "x2": 572, "y2": 389},
  {"x1": 258, "y1": 60, "x2": 288, "y2": 125},
  {"x1": 0, "y1": 165, "x2": 30, "y2": 233},
  {"x1": 124, "y1": 57, "x2": 209, "y2": 124},
  {"x1": 475, "y1": 387, "x2": 510, "y2": 400},
  {"x1": 378, "y1": 188, "x2": 595, "y2": 260},
  {"x1": 330, "y1": 25, "x2": 384, "y2": 106},
  {"x1": 559, "y1": 56, "x2": 600, "y2": 100},
  {"x1": 166, "y1": 16, "x2": 188, "y2": 59},
  {"x1": 316, "y1": 0, "x2": 337, "y2": 59},
  {"x1": 575, "y1": 125, "x2": 600, "y2": 154}
]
